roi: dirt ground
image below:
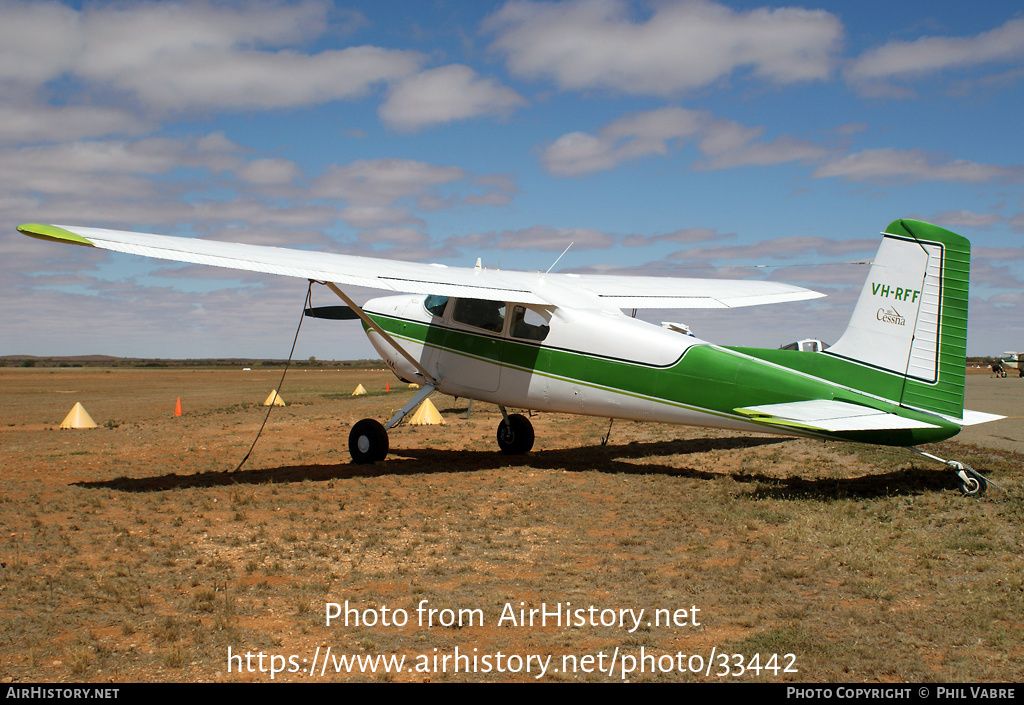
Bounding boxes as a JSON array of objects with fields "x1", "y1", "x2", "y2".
[
  {"x1": 0, "y1": 366, "x2": 1021, "y2": 683},
  {"x1": 957, "y1": 368, "x2": 1024, "y2": 453}
]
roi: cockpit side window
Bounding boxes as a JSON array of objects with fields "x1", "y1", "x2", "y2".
[
  {"x1": 424, "y1": 295, "x2": 449, "y2": 318},
  {"x1": 452, "y1": 298, "x2": 506, "y2": 333},
  {"x1": 509, "y1": 305, "x2": 550, "y2": 341}
]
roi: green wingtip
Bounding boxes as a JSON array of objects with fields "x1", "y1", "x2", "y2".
[{"x1": 18, "y1": 223, "x2": 95, "y2": 247}]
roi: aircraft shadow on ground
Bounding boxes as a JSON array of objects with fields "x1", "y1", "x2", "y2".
[{"x1": 72, "y1": 435, "x2": 956, "y2": 499}]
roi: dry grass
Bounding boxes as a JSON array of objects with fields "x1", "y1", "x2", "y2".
[{"x1": 0, "y1": 367, "x2": 1021, "y2": 682}]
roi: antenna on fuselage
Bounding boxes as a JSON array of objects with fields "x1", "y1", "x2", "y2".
[{"x1": 546, "y1": 242, "x2": 574, "y2": 274}]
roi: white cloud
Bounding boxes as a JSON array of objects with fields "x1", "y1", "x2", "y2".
[
  {"x1": 666, "y1": 235, "x2": 878, "y2": 262},
  {"x1": 0, "y1": 103, "x2": 149, "y2": 145},
  {"x1": 311, "y1": 159, "x2": 466, "y2": 207},
  {"x1": 930, "y1": 210, "x2": 1003, "y2": 229},
  {"x1": 339, "y1": 206, "x2": 424, "y2": 230},
  {"x1": 0, "y1": 0, "x2": 80, "y2": 84},
  {"x1": 236, "y1": 158, "x2": 301, "y2": 186},
  {"x1": 191, "y1": 201, "x2": 339, "y2": 231},
  {"x1": 622, "y1": 228, "x2": 723, "y2": 248},
  {"x1": 0, "y1": 0, "x2": 422, "y2": 112},
  {"x1": 120, "y1": 46, "x2": 422, "y2": 111},
  {"x1": 542, "y1": 107, "x2": 703, "y2": 176},
  {"x1": 379, "y1": 65, "x2": 527, "y2": 131},
  {"x1": 812, "y1": 148, "x2": 1020, "y2": 184},
  {"x1": 695, "y1": 120, "x2": 828, "y2": 169},
  {"x1": 846, "y1": 17, "x2": 1024, "y2": 93},
  {"x1": 541, "y1": 107, "x2": 827, "y2": 176},
  {"x1": 603, "y1": 108, "x2": 705, "y2": 153},
  {"x1": 2, "y1": 135, "x2": 242, "y2": 175},
  {"x1": 358, "y1": 227, "x2": 431, "y2": 246},
  {"x1": 449, "y1": 225, "x2": 615, "y2": 252},
  {"x1": 541, "y1": 132, "x2": 617, "y2": 177},
  {"x1": 973, "y1": 246, "x2": 1024, "y2": 263},
  {"x1": 486, "y1": 0, "x2": 842, "y2": 96},
  {"x1": 0, "y1": 134, "x2": 244, "y2": 201}
]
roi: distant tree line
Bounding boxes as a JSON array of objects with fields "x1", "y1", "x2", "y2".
[{"x1": 1, "y1": 356, "x2": 383, "y2": 369}]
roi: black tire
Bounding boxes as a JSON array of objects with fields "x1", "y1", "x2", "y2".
[
  {"x1": 497, "y1": 414, "x2": 534, "y2": 455},
  {"x1": 349, "y1": 419, "x2": 389, "y2": 464},
  {"x1": 959, "y1": 473, "x2": 987, "y2": 497}
]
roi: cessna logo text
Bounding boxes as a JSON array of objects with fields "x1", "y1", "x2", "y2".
[{"x1": 876, "y1": 307, "x2": 905, "y2": 326}]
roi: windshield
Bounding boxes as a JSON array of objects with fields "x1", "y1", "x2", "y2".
[{"x1": 423, "y1": 295, "x2": 449, "y2": 318}]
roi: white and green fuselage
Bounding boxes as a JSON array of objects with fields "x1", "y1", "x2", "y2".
[{"x1": 363, "y1": 219, "x2": 971, "y2": 448}]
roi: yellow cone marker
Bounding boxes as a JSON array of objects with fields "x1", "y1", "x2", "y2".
[
  {"x1": 60, "y1": 402, "x2": 98, "y2": 429},
  {"x1": 263, "y1": 390, "x2": 286, "y2": 406},
  {"x1": 408, "y1": 398, "x2": 445, "y2": 425}
]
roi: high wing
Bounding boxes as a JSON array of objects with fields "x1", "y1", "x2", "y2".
[{"x1": 18, "y1": 224, "x2": 823, "y2": 310}]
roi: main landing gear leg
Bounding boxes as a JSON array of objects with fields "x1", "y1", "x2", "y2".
[
  {"x1": 910, "y1": 448, "x2": 1003, "y2": 497},
  {"x1": 497, "y1": 406, "x2": 534, "y2": 455},
  {"x1": 348, "y1": 384, "x2": 436, "y2": 464}
]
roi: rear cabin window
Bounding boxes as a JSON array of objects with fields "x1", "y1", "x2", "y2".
[
  {"x1": 509, "y1": 305, "x2": 550, "y2": 341},
  {"x1": 452, "y1": 298, "x2": 506, "y2": 333}
]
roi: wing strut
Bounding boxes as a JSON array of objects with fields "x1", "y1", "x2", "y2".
[
  {"x1": 384, "y1": 383, "x2": 437, "y2": 430},
  {"x1": 321, "y1": 281, "x2": 438, "y2": 386}
]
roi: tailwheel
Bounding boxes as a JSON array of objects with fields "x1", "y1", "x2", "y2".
[
  {"x1": 910, "y1": 448, "x2": 1002, "y2": 498},
  {"x1": 950, "y1": 461, "x2": 987, "y2": 497},
  {"x1": 349, "y1": 418, "x2": 389, "y2": 464},
  {"x1": 497, "y1": 413, "x2": 534, "y2": 455}
]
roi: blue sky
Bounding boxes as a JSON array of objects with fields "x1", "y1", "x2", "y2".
[{"x1": 3, "y1": 0, "x2": 1023, "y2": 359}]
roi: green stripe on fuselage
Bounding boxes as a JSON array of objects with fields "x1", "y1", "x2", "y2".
[
  {"x1": 368, "y1": 313, "x2": 961, "y2": 446},
  {"x1": 727, "y1": 346, "x2": 913, "y2": 403}
]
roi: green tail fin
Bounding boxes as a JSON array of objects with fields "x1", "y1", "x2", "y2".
[{"x1": 824, "y1": 219, "x2": 969, "y2": 419}]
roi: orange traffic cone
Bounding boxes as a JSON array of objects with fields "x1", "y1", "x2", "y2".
[
  {"x1": 174, "y1": 397, "x2": 182, "y2": 416},
  {"x1": 386, "y1": 382, "x2": 390, "y2": 392}
]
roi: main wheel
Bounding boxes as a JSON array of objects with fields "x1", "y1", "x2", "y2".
[
  {"x1": 497, "y1": 414, "x2": 534, "y2": 455},
  {"x1": 349, "y1": 419, "x2": 389, "y2": 464}
]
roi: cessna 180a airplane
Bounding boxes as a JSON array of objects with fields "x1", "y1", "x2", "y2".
[{"x1": 18, "y1": 218, "x2": 1001, "y2": 495}]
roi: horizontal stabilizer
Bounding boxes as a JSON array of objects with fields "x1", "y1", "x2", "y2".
[
  {"x1": 956, "y1": 409, "x2": 1005, "y2": 426},
  {"x1": 736, "y1": 399, "x2": 941, "y2": 432}
]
